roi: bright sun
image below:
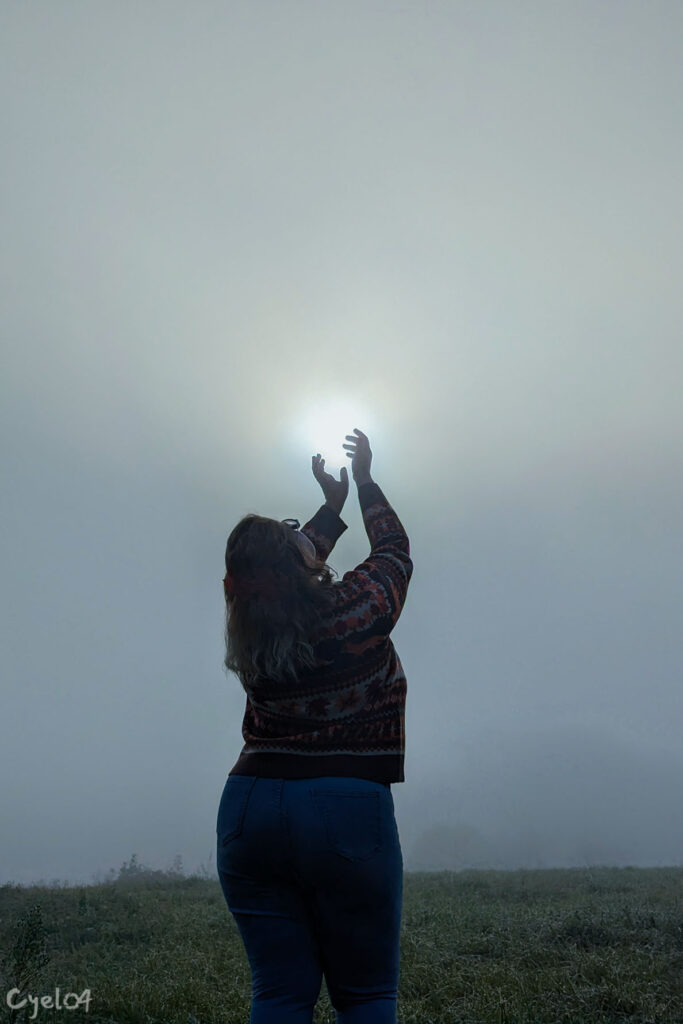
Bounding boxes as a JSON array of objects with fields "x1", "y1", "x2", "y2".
[{"x1": 294, "y1": 397, "x2": 377, "y2": 472}]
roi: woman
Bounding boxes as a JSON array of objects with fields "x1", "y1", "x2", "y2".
[{"x1": 216, "y1": 428, "x2": 413, "y2": 1024}]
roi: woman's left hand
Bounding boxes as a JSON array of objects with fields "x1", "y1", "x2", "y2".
[{"x1": 312, "y1": 454, "x2": 349, "y2": 510}]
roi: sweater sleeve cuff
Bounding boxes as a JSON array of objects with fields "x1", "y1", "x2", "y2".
[
  {"x1": 312, "y1": 502, "x2": 348, "y2": 537},
  {"x1": 358, "y1": 480, "x2": 385, "y2": 512}
]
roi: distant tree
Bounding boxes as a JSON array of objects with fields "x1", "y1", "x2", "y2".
[{"x1": 169, "y1": 853, "x2": 184, "y2": 877}]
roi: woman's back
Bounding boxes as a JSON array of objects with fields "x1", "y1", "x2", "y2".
[{"x1": 228, "y1": 477, "x2": 413, "y2": 785}]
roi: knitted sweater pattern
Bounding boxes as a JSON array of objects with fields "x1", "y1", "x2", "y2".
[{"x1": 228, "y1": 481, "x2": 412, "y2": 784}]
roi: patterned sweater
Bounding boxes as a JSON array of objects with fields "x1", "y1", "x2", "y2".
[{"x1": 228, "y1": 480, "x2": 413, "y2": 784}]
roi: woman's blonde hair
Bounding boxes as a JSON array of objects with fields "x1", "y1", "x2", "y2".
[{"x1": 223, "y1": 514, "x2": 339, "y2": 692}]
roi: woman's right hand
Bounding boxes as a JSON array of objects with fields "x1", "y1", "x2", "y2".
[{"x1": 343, "y1": 428, "x2": 373, "y2": 483}]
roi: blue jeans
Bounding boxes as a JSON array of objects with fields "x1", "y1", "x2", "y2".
[{"x1": 216, "y1": 775, "x2": 403, "y2": 1023}]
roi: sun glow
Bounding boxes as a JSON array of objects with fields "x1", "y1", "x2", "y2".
[{"x1": 293, "y1": 397, "x2": 378, "y2": 473}]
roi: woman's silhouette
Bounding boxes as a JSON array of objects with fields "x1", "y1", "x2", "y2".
[{"x1": 216, "y1": 428, "x2": 413, "y2": 1023}]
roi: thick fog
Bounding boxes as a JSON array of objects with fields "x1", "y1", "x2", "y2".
[{"x1": 1, "y1": 1, "x2": 682, "y2": 885}]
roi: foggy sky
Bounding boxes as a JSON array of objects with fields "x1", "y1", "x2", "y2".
[{"x1": 1, "y1": 0, "x2": 682, "y2": 885}]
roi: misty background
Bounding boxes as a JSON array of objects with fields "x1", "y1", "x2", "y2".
[{"x1": 1, "y1": 1, "x2": 681, "y2": 886}]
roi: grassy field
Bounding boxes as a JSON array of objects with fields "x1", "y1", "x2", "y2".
[{"x1": 1, "y1": 864, "x2": 681, "y2": 1024}]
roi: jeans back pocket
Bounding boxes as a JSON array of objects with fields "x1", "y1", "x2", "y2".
[
  {"x1": 216, "y1": 775, "x2": 257, "y2": 846},
  {"x1": 310, "y1": 788, "x2": 382, "y2": 862}
]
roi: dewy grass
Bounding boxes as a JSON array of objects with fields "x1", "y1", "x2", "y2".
[{"x1": 0, "y1": 865, "x2": 681, "y2": 1024}]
